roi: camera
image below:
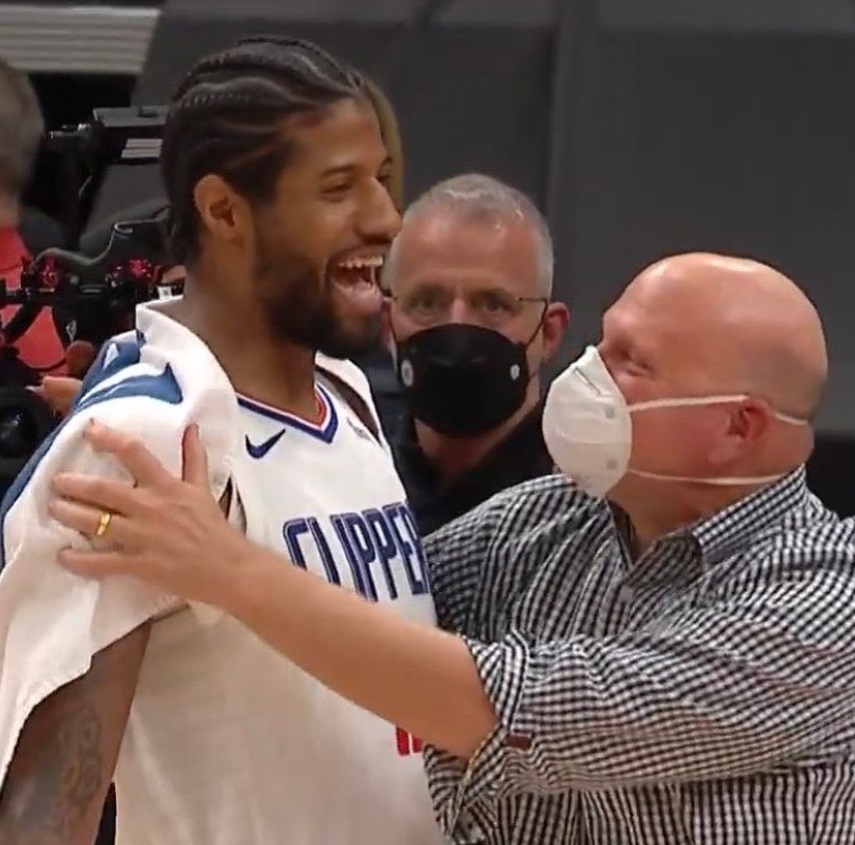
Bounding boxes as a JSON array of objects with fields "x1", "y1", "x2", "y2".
[
  {"x1": 0, "y1": 106, "x2": 173, "y2": 495},
  {"x1": 0, "y1": 218, "x2": 182, "y2": 493}
]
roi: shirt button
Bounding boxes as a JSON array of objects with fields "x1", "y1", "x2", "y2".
[{"x1": 505, "y1": 733, "x2": 533, "y2": 750}]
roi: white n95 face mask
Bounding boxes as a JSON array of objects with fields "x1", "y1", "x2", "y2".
[{"x1": 542, "y1": 346, "x2": 807, "y2": 498}]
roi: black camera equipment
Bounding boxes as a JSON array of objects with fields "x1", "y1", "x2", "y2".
[
  {"x1": 0, "y1": 106, "x2": 171, "y2": 495},
  {"x1": 47, "y1": 105, "x2": 167, "y2": 250}
]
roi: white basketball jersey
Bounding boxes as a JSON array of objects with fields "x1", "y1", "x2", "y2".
[{"x1": 113, "y1": 359, "x2": 442, "y2": 845}]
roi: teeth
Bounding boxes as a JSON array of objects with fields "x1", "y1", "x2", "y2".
[{"x1": 339, "y1": 256, "x2": 384, "y2": 270}]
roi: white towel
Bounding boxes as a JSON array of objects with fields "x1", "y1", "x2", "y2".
[{"x1": 0, "y1": 301, "x2": 239, "y2": 788}]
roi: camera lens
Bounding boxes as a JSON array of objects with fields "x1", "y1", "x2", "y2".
[
  {"x1": 0, "y1": 388, "x2": 58, "y2": 494},
  {"x1": 0, "y1": 407, "x2": 40, "y2": 460}
]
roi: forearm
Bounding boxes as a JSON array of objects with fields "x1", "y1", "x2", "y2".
[
  {"x1": 462, "y1": 618, "x2": 855, "y2": 795},
  {"x1": 226, "y1": 547, "x2": 497, "y2": 759},
  {"x1": 0, "y1": 624, "x2": 150, "y2": 845}
]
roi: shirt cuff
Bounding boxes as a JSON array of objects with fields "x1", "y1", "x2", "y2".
[{"x1": 427, "y1": 631, "x2": 534, "y2": 841}]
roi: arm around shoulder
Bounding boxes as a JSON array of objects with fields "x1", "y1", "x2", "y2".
[
  {"x1": 0, "y1": 622, "x2": 151, "y2": 845},
  {"x1": 427, "y1": 561, "x2": 855, "y2": 836}
]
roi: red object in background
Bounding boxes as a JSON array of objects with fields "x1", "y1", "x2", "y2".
[{"x1": 0, "y1": 226, "x2": 67, "y2": 376}]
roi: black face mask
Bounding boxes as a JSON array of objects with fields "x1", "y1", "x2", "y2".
[{"x1": 395, "y1": 323, "x2": 538, "y2": 437}]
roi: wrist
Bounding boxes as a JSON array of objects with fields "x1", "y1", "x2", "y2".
[
  {"x1": 203, "y1": 529, "x2": 256, "y2": 613},
  {"x1": 218, "y1": 537, "x2": 278, "y2": 618}
]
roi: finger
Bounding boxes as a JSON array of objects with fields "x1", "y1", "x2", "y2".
[
  {"x1": 84, "y1": 421, "x2": 176, "y2": 488},
  {"x1": 39, "y1": 377, "x2": 82, "y2": 416},
  {"x1": 57, "y1": 546, "x2": 136, "y2": 579},
  {"x1": 48, "y1": 497, "x2": 131, "y2": 543},
  {"x1": 182, "y1": 425, "x2": 209, "y2": 487},
  {"x1": 52, "y1": 472, "x2": 142, "y2": 517}
]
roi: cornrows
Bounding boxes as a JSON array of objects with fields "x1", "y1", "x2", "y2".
[{"x1": 161, "y1": 36, "x2": 366, "y2": 265}]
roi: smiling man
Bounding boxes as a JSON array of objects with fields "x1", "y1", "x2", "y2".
[{"x1": 0, "y1": 37, "x2": 441, "y2": 845}]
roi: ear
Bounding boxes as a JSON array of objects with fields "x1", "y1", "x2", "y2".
[
  {"x1": 162, "y1": 264, "x2": 187, "y2": 284},
  {"x1": 540, "y1": 302, "x2": 571, "y2": 362},
  {"x1": 193, "y1": 174, "x2": 251, "y2": 248},
  {"x1": 710, "y1": 398, "x2": 772, "y2": 464},
  {"x1": 728, "y1": 398, "x2": 772, "y2": 444}
]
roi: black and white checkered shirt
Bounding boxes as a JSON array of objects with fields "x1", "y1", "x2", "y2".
[{"x1": 422, "y1": 468, "x2": 855, "y2": 844}]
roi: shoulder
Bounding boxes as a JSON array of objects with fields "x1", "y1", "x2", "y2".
[
  {"x1": 706, "y1": 498, "x2": 855, "y2": 603},
  {"x1": 315, "y1": 353, "x2": 389, "y2": 447},
  {"x1": 315, "y1": 353, "x2": 374, "y2": 404},
  {"x1": 767, "y1": 504, "x2": 855, "y2": 571},
  {"x1": 3, "y1": 328, "x2": 238, "y2": 526}
]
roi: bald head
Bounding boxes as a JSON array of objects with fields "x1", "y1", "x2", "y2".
[{"x1": 614, "y1": 252, "x2": 827, "y2": 420}]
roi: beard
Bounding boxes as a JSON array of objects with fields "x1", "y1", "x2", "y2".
[{"x1": 252, "y1": 226, "x2": 383, "y2": 360}]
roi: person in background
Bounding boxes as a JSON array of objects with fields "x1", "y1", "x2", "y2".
[
  {"x1": 383, "y1": 173, "x2": 570, "y2": 533},
  {"x1": 338, "y1": 74, "x2": 407, "y2": 429},
  {"x1": 0, "y1": 55, "x2": 76, "y2": 383},
  {"x1": 51, "y1": 252, "x2": 855, "y2": 844}
]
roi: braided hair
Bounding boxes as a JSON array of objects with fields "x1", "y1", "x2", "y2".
[{"x1": 161, "y1": 36, "x2": 367, "y2": 266}]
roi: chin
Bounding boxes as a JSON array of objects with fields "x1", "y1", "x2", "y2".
[{"x1": 316, "y1": 323, "x2": 383, "y2": 360}]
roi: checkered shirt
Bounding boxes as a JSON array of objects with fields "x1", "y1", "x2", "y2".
[{"x1": 423, "y1": 467, "x2": 855, "y2": 844}]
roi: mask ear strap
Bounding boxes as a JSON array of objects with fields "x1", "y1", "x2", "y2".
[
  {"x1": 629, "y1": 394, "x2": 810, "y2": 427},
  {"x1": 774, "y1": 411, "x2": 809, "y2": 427},
  {"x1": 628, "y1": 394, "x2": 749, "y2": 413},
  {"x1": 522, "y1": 300, "x2": 550, "y2": 350}
]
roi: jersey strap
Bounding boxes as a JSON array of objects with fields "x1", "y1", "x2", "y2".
[{"x1": 316, "y1": 365, "x2": 381, "y2": 444}]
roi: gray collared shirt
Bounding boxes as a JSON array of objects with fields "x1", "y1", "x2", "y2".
[{"x1": 423, "y1": 468, "x2": 855, "y2": 844}]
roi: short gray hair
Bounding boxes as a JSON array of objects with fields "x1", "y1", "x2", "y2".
[
  {"x1": 0, "y1": 56, "x2": 44, "y2": 199},
  {"x1": 387, "y1": 173, "x2": 554, "y2": 296}
]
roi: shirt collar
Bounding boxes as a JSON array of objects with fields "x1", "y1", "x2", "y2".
[
  {"x1": 689, "y1": 465, "x2": 810, "y2": 568},
  {"x1": 394, "y1": 402, "x2": 554, "y2": 532},
  {"x1": 614, "y1": 466, "x2": 810, "y2": 589}
]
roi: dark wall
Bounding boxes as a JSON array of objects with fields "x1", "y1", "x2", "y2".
[
  {"x1": 91, "y1": 0, "x2": 855, "y2": 511},
  {"x1": 546, "y1": 2, "x2": 855, "y2": 511},
  {"x1": 549, "y1": 26, "x2": 855, "y2": 436},
  {"x1": 93, "y1": 0, "x2": 557, "y2": 229}
]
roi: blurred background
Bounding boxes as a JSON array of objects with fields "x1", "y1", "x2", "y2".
[{"x1": 2, "y1": 0, "x2": 854, "y2": 511}]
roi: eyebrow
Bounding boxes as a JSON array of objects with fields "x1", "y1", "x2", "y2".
[{"x1": 319, "y1": 157, "x2": 393, "y2": 179}]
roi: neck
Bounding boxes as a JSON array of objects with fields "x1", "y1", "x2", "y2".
[
  {"x1": 415, "y1": 386, "x2": 539, "y2": 485},
  {"x1": 617, "y1": 482, "x2": 764, "y2": 557},
  {"x1": 171, "y1": 275, "x2": 317, "y2": 418},
  {"x1": 625, "y1": 501, "x2": 705, "y2": 557}
]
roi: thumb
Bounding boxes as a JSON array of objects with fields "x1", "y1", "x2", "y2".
[{"x1": 182, "y1": 424, "x2": 209, "y2": 487}]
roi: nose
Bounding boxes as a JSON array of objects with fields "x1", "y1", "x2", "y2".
[
  {"x1": 447, "y1": 298, "x2": 470, "y2": 324},
  {"x1": 357, "y1": 180, "x2": 402, "y2": 242}
]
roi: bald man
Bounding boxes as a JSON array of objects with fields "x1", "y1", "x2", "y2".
[{"x1": 46, "y1": 253, "x2": 855, "y2": 844}]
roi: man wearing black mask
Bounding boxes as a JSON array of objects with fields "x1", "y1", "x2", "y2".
[{"x1": 383, "y1": 174, "x2": 570, "y2": 534}]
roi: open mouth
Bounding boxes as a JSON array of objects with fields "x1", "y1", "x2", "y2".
[{"x1": 329, "y1": 254, "x2": 385, "y2": 316}]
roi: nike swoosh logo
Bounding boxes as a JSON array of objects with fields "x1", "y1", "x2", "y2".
[{"x1": 245, "y1": 429, "x2": 286, "y2": 459}]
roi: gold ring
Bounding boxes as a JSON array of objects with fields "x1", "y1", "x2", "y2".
[{"x1": 94, "y1": 511, "x2": 112, "y2": 539}]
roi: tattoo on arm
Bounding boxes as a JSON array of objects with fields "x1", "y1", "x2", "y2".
[{"x1": 0, "y1": 623, "x2": 151, "y2": 845}]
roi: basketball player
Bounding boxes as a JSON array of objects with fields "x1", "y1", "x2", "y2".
[{"x1": 0, "y1": 37, "x2": 441, "y2": 845}]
